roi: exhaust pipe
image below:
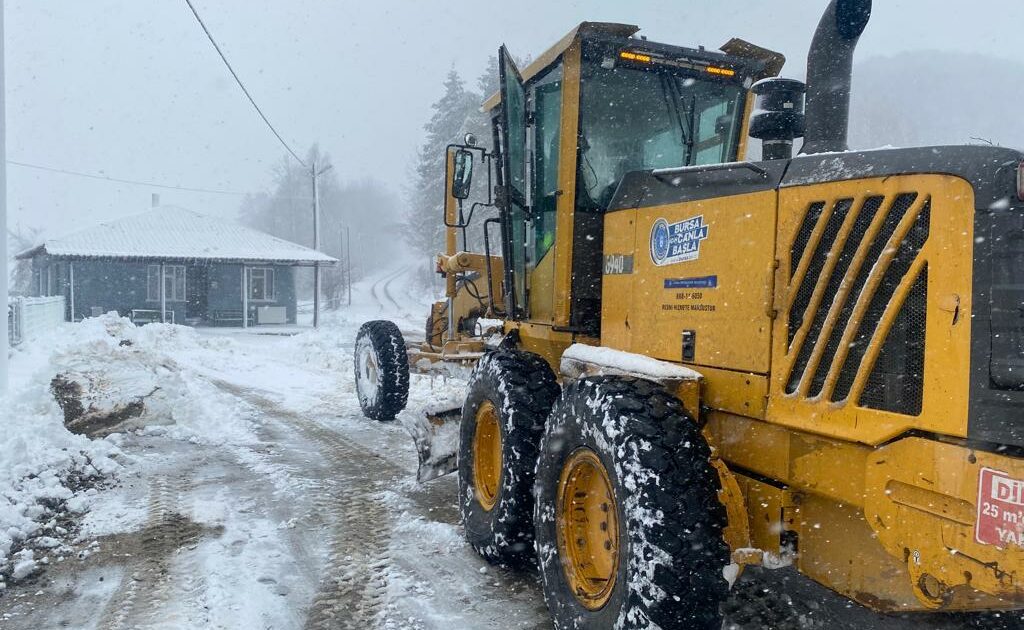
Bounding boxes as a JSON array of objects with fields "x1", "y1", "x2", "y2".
[{"x1": 800, "y1": 0, "x2": 872, "y2": 155}]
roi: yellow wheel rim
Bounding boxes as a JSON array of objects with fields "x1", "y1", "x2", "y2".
[
  {"x1": 472, "y1": 400, "x2": 502, "y2": 511},
  {"x1": 556, "y1": 448, "x2": 619, "y2": 610}
]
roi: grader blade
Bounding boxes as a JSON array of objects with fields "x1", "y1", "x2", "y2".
[{"x1": 409, "y1": 406, "x2": 462, "y2": 482}]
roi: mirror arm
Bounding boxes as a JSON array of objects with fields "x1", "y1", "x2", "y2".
[
  {"x1": 443, "y1": 200, "x2": 492, "y2": 230},
  {"x1": 457, "y1": 199, "x2": 468, "y2": 251}
]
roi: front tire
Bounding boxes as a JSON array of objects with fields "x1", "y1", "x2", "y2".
[
  {"x1": 535, "y1": 376, "x2": 729, "y2": 629},
  {"x1": 458, "y1": 349, "x2": 559, "y2": 566},
  {"x1": 354, "y1": 320, "x2": 409, "y2": 422}
]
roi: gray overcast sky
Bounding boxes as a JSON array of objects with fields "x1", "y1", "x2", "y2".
[{"x1": 8, "y1": 0, "x2": 1024, "y2": 239}]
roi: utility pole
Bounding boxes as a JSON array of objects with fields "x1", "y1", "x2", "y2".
[
  {"x1": 345, "y1": 224, "x2": 352, "y2": 306},
  {"x1": 311, "y1": 160, "x2": 332, "y2": 328},
  {"x1": 311, "y1": 162, "x2": 319, "y2": 329},
  {"x1": 1, "y1": 1, "x2": 8, "y2": 395}
]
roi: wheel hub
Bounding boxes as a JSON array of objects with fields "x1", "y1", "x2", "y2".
[
  {"x1": 472, "y1": 400, "x2": 502, "y2": 511},
  {"x1": 556, "y1": 448, "x2": 619, "y2": 610},
  {"x1": 355, "y1": 338, "x2": 379, "y2": 404}
]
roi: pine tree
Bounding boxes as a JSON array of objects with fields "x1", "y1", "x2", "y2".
[
  {"x1": 405, "y1": 68, "x2": 479, "y2": 258},
  {"x1": 404, "y1": 53, "x2": 530, "y2": 259}
]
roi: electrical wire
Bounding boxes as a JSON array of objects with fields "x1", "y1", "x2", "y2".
[
  {"x1": 8, "y1": 159, "x2": 319, "y2": 202},
  {"x1": 182, "y1": 0, "x2": 308, "y2": 168},
  {"x1": 7, "y1": 160, "x2": 252, "y2": 196}
]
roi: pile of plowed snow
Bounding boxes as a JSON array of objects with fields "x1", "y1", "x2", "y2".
[{"x1": 1, "y1": 314, "x2": 254, "y2": 587}]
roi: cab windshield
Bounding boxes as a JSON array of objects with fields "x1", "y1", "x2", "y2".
[{"x1": 577, "y1": 61, "x2": 746, "y2": 209}]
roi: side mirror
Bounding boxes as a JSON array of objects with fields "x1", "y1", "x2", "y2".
[{"x1": 451, "y1": 149, "x2": 474, "y2": 200}]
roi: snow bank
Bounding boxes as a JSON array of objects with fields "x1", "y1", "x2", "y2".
[
  {"x1": 47, "y1": 316, "x2": 252, "y2": 443},
  {"x1": 2, "y1": 316, "x2": 126, "y2": 582},
  {"x1": 284, "y1": 326, "x2": 356, "y2": 372},
  {"x1": 1, "y1": 314, "x2": 254, "y2": 584}
]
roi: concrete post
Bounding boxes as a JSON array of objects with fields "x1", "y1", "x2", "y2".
[
  {"x1": 69, "y1": 262, "x2": 75, "y2": 322},
  {"x1": 241, "y1": 265, "x2": 248, "y2": 329},
  {"x1": 160, "y1": 262, "x2": 166, "y2": 323}
]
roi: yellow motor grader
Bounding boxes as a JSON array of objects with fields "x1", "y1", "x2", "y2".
[{"x1": 353, "y1": 1, "x2": 1024, "y2": 626}]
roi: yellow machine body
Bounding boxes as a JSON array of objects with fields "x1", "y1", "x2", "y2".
[{"x1": 430, "y1": 21, "x2": 1024, "y2": 613}]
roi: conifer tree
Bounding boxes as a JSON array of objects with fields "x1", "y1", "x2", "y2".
[{"x1": 405, "y1": 69, "x2": 478, "y2": 257}]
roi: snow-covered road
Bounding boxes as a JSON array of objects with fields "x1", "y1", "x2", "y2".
[
  {"x1": 2, "y1": 264, "x2": 1019, "y2": 629},
  {"x1": 1, "y1": 266, "x2": 547, "y2": 630}
]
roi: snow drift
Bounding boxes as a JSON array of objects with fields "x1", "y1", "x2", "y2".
[{"x1": 0, "y1": 313, "x2": 253, "y2": 586}]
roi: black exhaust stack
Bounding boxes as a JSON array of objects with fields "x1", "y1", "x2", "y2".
[{"x1": 800, "y1": 0, "x2": 872, "y2": 155}]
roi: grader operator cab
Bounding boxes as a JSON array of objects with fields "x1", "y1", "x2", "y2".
[{"x1": 354, "y1": 0, "x2": 1024, "y2": 626}]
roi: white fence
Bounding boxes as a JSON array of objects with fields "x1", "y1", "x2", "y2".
[{"x1": 8, "y1": 296, "x2": 66, "y2": 346}]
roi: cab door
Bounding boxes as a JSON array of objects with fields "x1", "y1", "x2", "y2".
[
  {"x1": 497, "y1": 46, "x2": 530, "y2": 319},
  {"x1": 526, "y1": 63, "x2": 564, "y2": 322}
]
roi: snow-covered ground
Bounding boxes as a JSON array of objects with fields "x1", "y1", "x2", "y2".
[{"x1": 1, "y1": 262, "x2": 1019, "y2": 630}]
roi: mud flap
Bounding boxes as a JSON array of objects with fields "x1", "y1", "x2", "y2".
[{"x1": 408, "y1": 407, "x2": 462, "y2": 482}]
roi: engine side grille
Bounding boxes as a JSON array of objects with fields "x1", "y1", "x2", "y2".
[
  {"x1": 786, "y1": 196, "x2": 885, "y2": 395},
  {"x1": 790, "y1": 202, "x2": 826, "y2": 277},
  {"x1": 788, "y1": 200, "x2": 851, "y2": 348},
  {"x1": 781, "y1": 191, "x2": 930, "y2": 414},
  {"x1": 832, "y1": 197, "x2": 931, "y2": 403},
  {"x1": 857, "y1": 268, "x2": 928, "y2": 414}
]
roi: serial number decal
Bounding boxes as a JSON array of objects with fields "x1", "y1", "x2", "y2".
[
  {"x1": 650, "y1": 215, "x2": 709, "y2": 266},
  {"x1": 660, "y1": 277, "x2": 718, "y2": 313},
  {"x1": 976, "y1": 467, "x2": 1024, "y2": 548},
  {"x1": 603, "y1": 254, "x2": 634, "y2": 275}
]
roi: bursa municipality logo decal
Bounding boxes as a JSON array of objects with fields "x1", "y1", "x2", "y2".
[{"x1": 650, "y1": 215, "x2": 709, "y2": 266}]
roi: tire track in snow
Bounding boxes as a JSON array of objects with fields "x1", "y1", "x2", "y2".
[
  {"x1": 370, "y1": 266, "x2": 410, "y2": 318},
  {"x1": 209, "y1": 378, "x2": 400, "y2": 629},
  {"x1": 382, "y1": 266, "x2": 412, "y2": 318},
  {"x1": 369, "y1": 268, "x2": 402, "y2": 313},
  {"x1": 96, "y1": 474, "x2": 199, "y2": 630}
]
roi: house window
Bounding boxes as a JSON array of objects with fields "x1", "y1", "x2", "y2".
[
  {"x1": 249, "y1": 267, "x2": 275, "y2": 301},
  {"x1": 147, "y1": 265, "x2": 186, "y2": 301}
]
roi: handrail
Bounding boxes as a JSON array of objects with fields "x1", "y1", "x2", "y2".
[{"x1": 652, "y1": 161, "x2": 768, "y2": 184}]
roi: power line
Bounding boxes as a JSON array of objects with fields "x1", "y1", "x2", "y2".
[
  {"x1": 8, "y1": 159, "x2": 253, "y2": 196},
  {"x1": 182, "y1": 0, "x2": 307, "y2": 168}
]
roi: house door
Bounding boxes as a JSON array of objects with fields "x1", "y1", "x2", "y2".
[{"x1": 186, "y1": 265, "x2": 209, "y2": 319}]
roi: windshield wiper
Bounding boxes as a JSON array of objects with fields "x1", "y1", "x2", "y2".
[
  {"x1": 683, "y1": 91, "x2": 697, "y2": 163},
  {"x1": 660, "y1": 74, "x2": 693, "y2": 165}
]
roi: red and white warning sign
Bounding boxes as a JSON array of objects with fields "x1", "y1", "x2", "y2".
[{"x1": 976, "y1": 467, "x2": 1024, "y2": 548}]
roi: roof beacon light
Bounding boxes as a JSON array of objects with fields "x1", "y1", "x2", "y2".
[
  {"x1": 619, "y1": 51, "x2": 652, "y2": 63},
  {"x1": 705, "y1": 65, "x2": 736, "y2": 77}
]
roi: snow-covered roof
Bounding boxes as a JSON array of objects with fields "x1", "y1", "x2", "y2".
[{"x1": 16, "y1": 206, "x2": 337, "y2": 265}]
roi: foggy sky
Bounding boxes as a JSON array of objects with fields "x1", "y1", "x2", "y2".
[{"x1": 9, "y1": 0, "x2": 1024, "y2": 240}]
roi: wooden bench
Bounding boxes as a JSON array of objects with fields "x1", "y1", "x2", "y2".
[
  {"x1": 211, "y1": 310, "x2": 252, "y2": 326},
  {"x1": 130, "y1": 309, "x2": 174, "y2": 325}
]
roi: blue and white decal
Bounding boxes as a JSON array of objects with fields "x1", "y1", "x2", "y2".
[
  {"x1": 664, "y1": 275, "x2": 718, "y2": 289},
  {"x1": 650, "y1": 215, "x2": 710, "y2": 266}
]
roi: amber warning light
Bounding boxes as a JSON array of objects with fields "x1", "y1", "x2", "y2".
[
  {"x1": 705, "y1": 65, "x2": 736, "y2": 77},
  {"x1": 619, "y1": 51, "x2": 652, "y2": 63}
]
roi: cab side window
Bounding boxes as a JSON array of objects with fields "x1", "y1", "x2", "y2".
[{"x1": 531, "y1": 65, "x2": 563, "y2": 263}]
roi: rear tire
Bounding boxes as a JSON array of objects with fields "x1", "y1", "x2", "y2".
[
  {"x1": 458, "y1": 349, "x2": 559, "y2": 566},
  {"x1": 354, "y1": 320, "x2": 409, "y2": 422},
  {"x1": 535, "y1": 376, "x2": 729, "y2": 629}
]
